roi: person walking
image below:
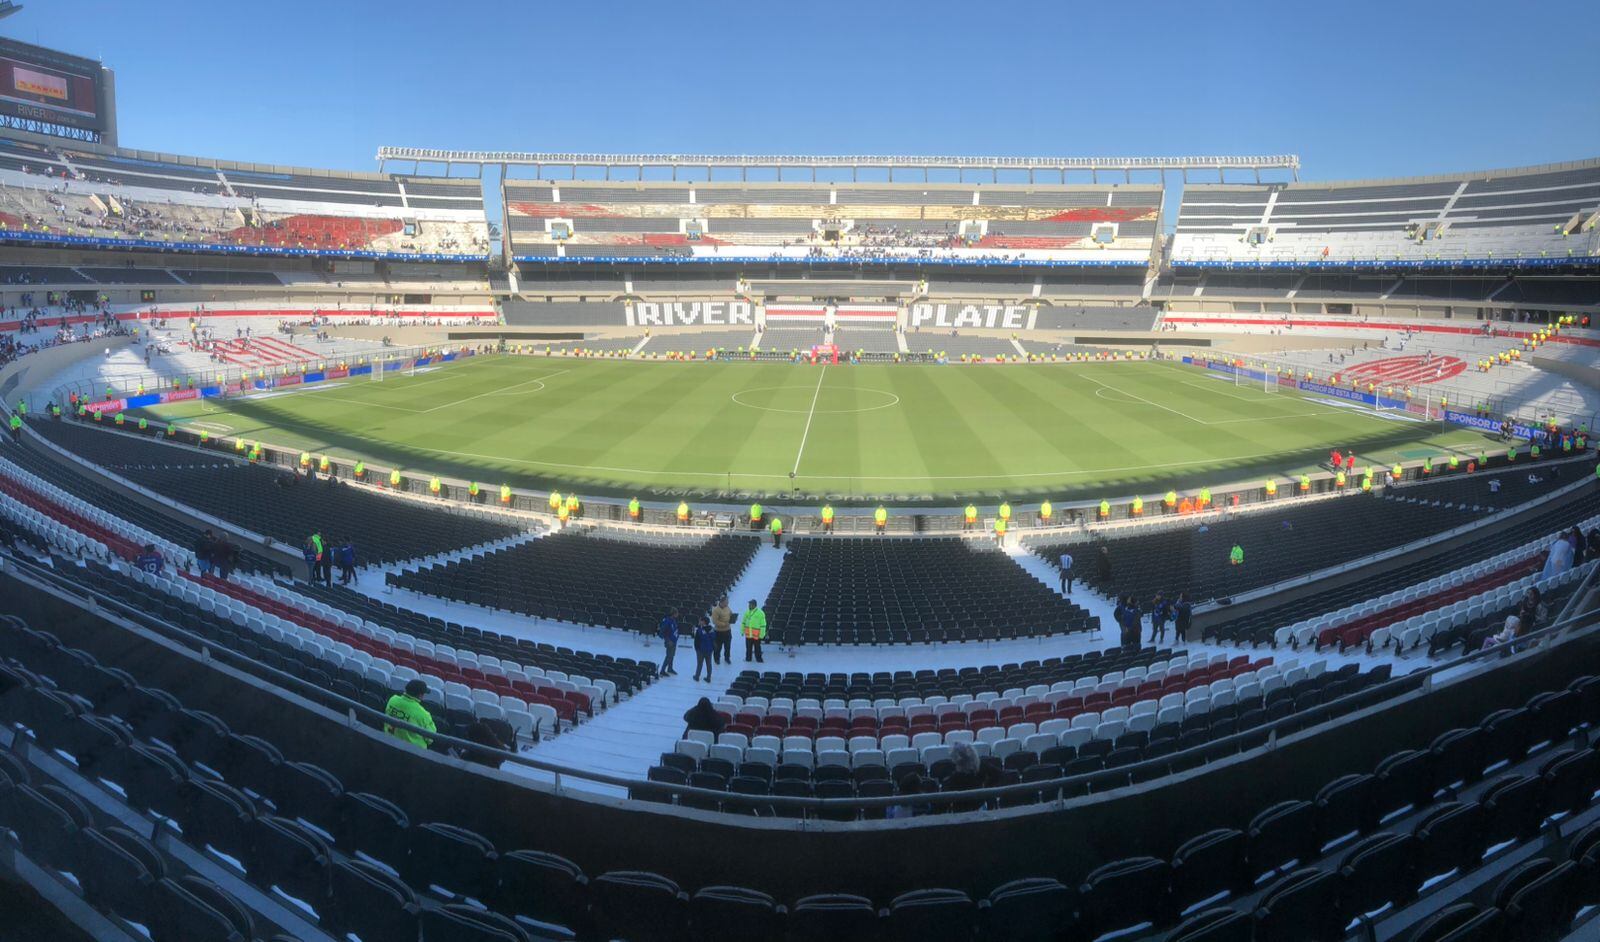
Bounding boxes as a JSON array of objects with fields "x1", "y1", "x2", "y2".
[
  {"x1": 384, "y1": 679, "x2": 436, "y2": 749},
  {"x1": 1058, "y1": 551, "x2": 1074, "y2": 594},
  {"x1": 741, "y1": 598, "x2": 768, "y2": 663},
  {"x1": 657, "y1": 607, "x2": 680, "y2": 676},
  {"x1": 692, "y1": 616, "x2": 716, "y2": 683},
  {"x1": 710, "y1": 596, "x2": 734, "y2": 665}
]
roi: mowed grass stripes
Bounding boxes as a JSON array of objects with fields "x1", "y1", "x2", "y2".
[{"x1": 134, "y1": 356, "x2": 1494, "y2": 502}]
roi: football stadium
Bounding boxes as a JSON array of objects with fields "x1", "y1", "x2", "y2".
[{"x1": 2, "y1": 3, "x2": 1600, "y2": 940}]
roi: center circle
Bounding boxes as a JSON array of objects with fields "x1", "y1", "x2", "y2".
[{"x1": 731, "y1": 385, "x2": 901, "y2": 415}]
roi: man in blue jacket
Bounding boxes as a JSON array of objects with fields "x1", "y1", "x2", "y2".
[
  {"x1": 691, "y1": 616, "x2": 717, "y2": 683},
  {"x1": 657, "y1": 607, "x2": 680, "y2": 676}
]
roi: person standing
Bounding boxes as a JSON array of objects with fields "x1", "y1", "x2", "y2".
[
  {"x1": 692, "y1": 616, "x2": 716, "y2": 683},
  {"x1": 741, "y1": 598, "x2": 767, "y2": 663},
  {"x1": 193, "y1": 528, "x2": 216, "y2": 577},
  {"x1": 1096, "y1": 545, "x2": 1112, "y2": 586},
  {"x1": 711, "y1": 597, "x2": 734, "y2": 665},
  {"x1": 1058, "y1": 551, "x2": 1074, "y2": 594},
  {"x1": 657, "y1": 608, "x2": 680, "y2": 676},
  {"x1": 337, "y1": 539, "x2": 356, "y2": 584},
  {"x1": 1172, "y1": 592, "x2": 1193, "y2": 641},
  {"x1": 1147, "y1": 592, "x2": 1169, "y2": 644}
]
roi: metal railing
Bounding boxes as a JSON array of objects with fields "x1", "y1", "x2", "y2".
[{"x1": 3, "y1": 544, "x2": 1596, "y2": 822}]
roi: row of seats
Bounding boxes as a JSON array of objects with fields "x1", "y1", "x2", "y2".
[
  {"x1": 1030, "y1": 491, "x2": 1483, "y2": 606},
  {"x1": 0, "y1": 471, "x2": 599, "y2": 735},
  {"x1": 390, "y1": 530, "x2": 759, "y2": 635},
  {"x1": 766, "y1": 538, "x2": 1099, "y2": 644},
  {"x1": 722, "y1": 643, "x2": 1178, "y2": 704},
  {"x1": 290, "y1": 581, "x2": 655, "y2": 696},
  {"x1": 32, "y1": 419, "x2": 526, "y2": 565},
  {"x1": 2, "y1": 441, "x2": 283, "y2": 574},
  {"x1": 1205, "y1": 487, "x2": 1600, "y2": 648},
  {"x1": 3, "y1": 550, "x2": 1597, "y2": 941},
  {"x1": 648, "y1": 664, "x2": 1391, "y2": 814},
  {"x1": 704, "y1": 654, "x2": 1287, "y2": 745}
]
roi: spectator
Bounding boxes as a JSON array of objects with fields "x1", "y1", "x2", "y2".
[
  {"x1": 1058, "y1": 551, "x2": 1073, "y2": 594},
  {"x1": 1570, "y1": 527, "x2": 1587, "y2": 567},
  {"x1": 1096, "y1": 545, "x2": 1112, "y2": 584},
  {"x1": 1147, "y1": 592, "x2": 1169, "y2": 644},
  {"x1": 336, "y1": 538, "x2": 356, "y2": 584},
  {"x1": 1541, "y1": 534, "x2": 1574, "y2": 580},
  {"x1": 213, "y1": 540, "x2": 239, "y2": 580},
  {"x1": 691, "y1": 616, "x2": 716, "y2": 683},
  {"x1": 1488, "y1": 614, "x2": 1523, "y2": 650},
  {"x1": 1517, "y1": 587, "x2": 1545, "y2": 637},
  {"x1": 192, "y1": 528, "x2": 215, "y2": 576},
  {"x1": 682, "y1": 697, "x2": 725, "y2": 738},
  {"x1": 941, "y1": 741, "x2": 1001, "y2": 811},
  {"x1": 461, "y1": 719, "x2": 509, "y2": 769},
  {"x1": 301, "y1": 538, "x2": 318, "y2": 582},
  {"x1": 710, "y1": 596, "x2": 734, "y2": 665},
  {"x1": 657, "y1": 607, "x2": 680, "y2": 676},
  {"x1": 1172, "y1": 592, "x2": 1193, "y2": 640},
  {"x1": 383, "y1": 679, "x2": 436, "y2": 749},
  {"x1": 134, "y1": 543, "x2": 164, "y2": 575},
  {"x1": 1115, "y1": 595, "x2": 1141, "y2": 648}
]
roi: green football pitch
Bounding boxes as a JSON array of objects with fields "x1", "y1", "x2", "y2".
[{"x1": 131, "y1": 355, "x2": 1495, "y2": 503}]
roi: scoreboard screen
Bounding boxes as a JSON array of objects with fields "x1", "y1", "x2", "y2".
[{"x1": 0, "y1": 37, "x2": 108, "y2": 134}]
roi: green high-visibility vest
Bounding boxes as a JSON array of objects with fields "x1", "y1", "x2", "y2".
[
  {"x1": 200, "y1": 430, "x2": 209, "y2": 443},
  {"x1": 875, "y1": 507, "x2": 887, "y2": 525},
  {"x1": 469, "y1": 482, "x2": 480, "y2": 496},
  {"x1": 1131, "y1": 497, "x2": 1143, "y2": 513},
  {"x1": 1299, "y1": 474, "x2": 1310, "y2": 490},
  {"x1": 138, "y1": 417, "x2": 147, "y2": 430},
  {"x1": 7, "y1": 415, "x2": 19, "y2": 431},
  {"x1": 965, "y1": 505, "x2": 977, "y2": 521},
  {"x1": 750, "y1": 503, "x2": 763, "y2": 522},
  {"x1": 114, "y1": 412, "x2": 124, "y2": 425},
  {"x1": 1531, "y1": 444, "x2": 1541, "y2": 458},
  {"x1": 550, "y1": 491, "x2": 562, "y2": 509},
  {"x1": 1199, "y1": 488, "x2": 1211, "y2": 504},
  {"x1": 354, "y1": 461, "x2": 365, "y2": 477},
  {"x1": 1392, "y1": 464, "x2": 1402, "y2": 478},
  {"x1": 1336, "y1": 471, "x2": 1346, "y2": 487},
  {"x1": 628, "y1": 497, "x2": 640, "y2": 515},
  {"x1": 390, "y1": 470, "x2": 401, "y2": 486},
  {"x1": 1230, "y1": 545, "x2": 1244, "y2": 565},
  {"x1": 770, "y1": 517, "x2": 783, "y2": 535},
  {"x1": 300, "y1": 452, "x2": 311, "y2": 466},
  {"x1": 383, "y1": 694, "x2": 436, "y2": 749},
  {"x1": 1448, "y1": 455, "x2": 1458, "y2": 469},
  {"x1": 502, "y1": 485, "x2": 513, "y2": 502},
  {"x1": 821, "y1": 505, "x2": 834, "y2": 522},
  {"x1": 1165, "y1": 490, "x2": 1177, "y2": 505}
]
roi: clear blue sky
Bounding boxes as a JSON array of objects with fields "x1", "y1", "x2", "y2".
[{"x1": 6, "y1": 0, "x2": 1598, "y2": 182}]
